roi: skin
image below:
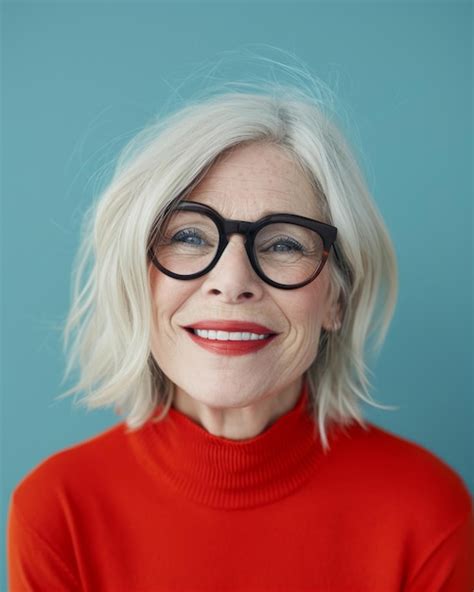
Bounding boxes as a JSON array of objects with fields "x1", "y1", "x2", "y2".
[{"x1": 149, "y1": 141, "x2": 340, "y2": 441}]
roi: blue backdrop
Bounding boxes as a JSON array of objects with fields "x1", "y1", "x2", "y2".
[{"x1": 2, "y1": 1, "x2": 472, "y2": 587}]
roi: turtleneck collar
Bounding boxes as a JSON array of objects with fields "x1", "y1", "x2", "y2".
[{"x1": 136, "y1": 378, "x2": 329, "y2": 510}]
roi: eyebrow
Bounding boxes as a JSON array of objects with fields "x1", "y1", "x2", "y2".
[
  {"x1": 256, "y1": 209, "x2": 292, "y2": 217},
  {"x1": 185, "y1": 200, "x2": 320, "y2": 222},
  {"x1": 187, "y1": 194, "x2": 313, "y2": 219}
]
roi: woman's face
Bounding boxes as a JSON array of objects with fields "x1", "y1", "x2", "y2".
[{"x1": 149, "y1": 142, "x2": 339, "y2": 410}]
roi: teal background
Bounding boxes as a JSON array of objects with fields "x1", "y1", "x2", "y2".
[{"x1": 2, "y1": 1, "x2": 472, "y2": 586}]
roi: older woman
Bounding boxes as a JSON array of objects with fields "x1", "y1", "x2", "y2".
[{"x1": 8, "y1": 82, "x2": 473, "y2": 591}]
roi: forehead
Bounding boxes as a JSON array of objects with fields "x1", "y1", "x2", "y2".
[{"x1": 186, "y1": 143, "x2": 322, "y2": 221}]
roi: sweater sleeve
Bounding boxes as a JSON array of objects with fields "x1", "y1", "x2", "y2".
[
  {"x1": 404, "y1": 506, "x2": 474, "y2": 592},
  {"x1": 7, "y1": 495, "x2": 81, "y2": 592}
]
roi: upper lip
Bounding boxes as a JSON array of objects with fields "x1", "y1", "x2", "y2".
[{"x1": 183, "y1": 320, "x2": 278, "y2": 334}]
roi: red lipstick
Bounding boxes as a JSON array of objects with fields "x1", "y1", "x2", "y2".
[
  {"x1": 185, "y1": 331, "x2": 277, "y2": 356},
  {"x1": 184, "y1": 320, "x2": 276, "y2": 333},
  {"x1": 182, "y1": 320, "x2": 279, "y2": 356}
]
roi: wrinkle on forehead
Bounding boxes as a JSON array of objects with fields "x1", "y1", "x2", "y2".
[
  {"x1": 205, "y1": 157, "x2": 308, "y2": 184},
  {"x1": 188, "y1": 173, "x2": 321, "y2": 220},
  {"x1": 184, "y1": 142, "x2": 327, "y2": 221},
  {"x1": 192, "y1": 174, "x2": 302, "y2": 190},
  {"x1": 191, "y1": 186, "x2": 299, "y2": 196}
]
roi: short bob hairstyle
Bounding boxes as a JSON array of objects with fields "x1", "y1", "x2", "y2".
[{"x1": 58, "y1": 77, "x2": 398, "y2": 451}]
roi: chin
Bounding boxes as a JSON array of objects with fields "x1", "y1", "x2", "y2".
[{"x1": 180, "y1": 380, "x2": 264, "y2": 408}]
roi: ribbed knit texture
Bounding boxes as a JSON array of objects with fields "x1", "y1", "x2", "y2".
[
  {"x1": 139, "y1": 381, "x2": 323, "y2": 510},
  {"x1": 7, "y1": 379, "x2": 474, "y2": 591}
]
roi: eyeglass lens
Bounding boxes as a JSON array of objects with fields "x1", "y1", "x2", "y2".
[{"x1": 151, "y1": 210, "x2": 325, "y2": 286}]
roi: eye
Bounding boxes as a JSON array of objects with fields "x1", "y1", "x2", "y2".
[
  {"x1": 171, "y1": 228, "x2": 206, "y2": 246},
  {"x1": 266, "y1": 237, "x2": 304, "y2": 252}
]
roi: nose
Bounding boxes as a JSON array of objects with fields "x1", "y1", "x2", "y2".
[{"x1": 200, "y1": 234, "x2": 265, "y2": 303}]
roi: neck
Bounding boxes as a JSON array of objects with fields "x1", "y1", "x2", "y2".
[
  {"x1": 171, "y1": 375, "x2": 304, "y2": 440},
  {"x1": 132, "y1": 376, "x2": 329, "y2": 509}
]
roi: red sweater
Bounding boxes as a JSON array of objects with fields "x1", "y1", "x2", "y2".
[{"x1": 7, "y1": 380, "x2": 474, "y2": 591}]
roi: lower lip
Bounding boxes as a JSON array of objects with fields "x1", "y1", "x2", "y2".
[{"x1": 185, "y1": 330, "x2": 278, "y2": 356}]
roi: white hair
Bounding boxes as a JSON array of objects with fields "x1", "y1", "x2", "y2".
[{"x1": 57, "y1": 74, "x2": 398, "y2": 451}]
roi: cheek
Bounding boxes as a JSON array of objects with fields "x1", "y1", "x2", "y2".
[
  {"x1": 279, "y1": 276, "x2": 332, "y2": 353},
  {"x1": 277, "y1": 294, "x2": 321, "y2": 361},
  {"x1": 285, "y1": 283, "x2": 330, "y2": 327},
  {"x1": 149, "y1": 268, "x2": 185, "y2": 332}
]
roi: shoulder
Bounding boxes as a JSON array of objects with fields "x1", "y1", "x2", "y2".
[
  {"x1": 348, "y1": 423, "x2": 474, "y2": 588},
  {"x1": 332, "y1": 420, "x2": 473, "y2": 531},
  {"x1": 9, "y1": 422, "x2": 129, "y2": 530}
]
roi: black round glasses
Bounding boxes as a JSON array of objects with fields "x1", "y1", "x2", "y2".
[{"x1": 148, "y1": 201, "x2": 340, "y2": 290}]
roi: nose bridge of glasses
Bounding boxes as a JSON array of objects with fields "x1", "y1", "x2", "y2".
[
  {"x1": 216, "y1": 219, "x2": 255, "y2": 270},
  {"x1": 222, "y1": 219, "x2": 253, "y2": 237},
  {"x1": 219, "y1": 219, "x2": 254, "y2": 251}
]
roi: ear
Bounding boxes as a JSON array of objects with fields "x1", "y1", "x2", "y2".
[
  {"x1": 322, "y1": 313, "x2": 341, "y2": 332},
  {"x1": 321, "y1": 290, "x2": 343, "y2": 333}
]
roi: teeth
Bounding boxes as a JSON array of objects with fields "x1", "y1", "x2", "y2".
[{"x1": 193, "y1": 329, "x2": 269, "y2": 341}]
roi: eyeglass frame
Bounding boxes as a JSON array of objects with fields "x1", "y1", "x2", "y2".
[{"x1": 147, "y1": 200, "x2": 341, "y2": 290}]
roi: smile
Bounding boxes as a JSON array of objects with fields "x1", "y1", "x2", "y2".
[
  {"x1": 184, "y1": 328, "x2": 277, "y2": 356},
  {"x1": 192, "y1": 329, "x2": 270, "y2": 341}
]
